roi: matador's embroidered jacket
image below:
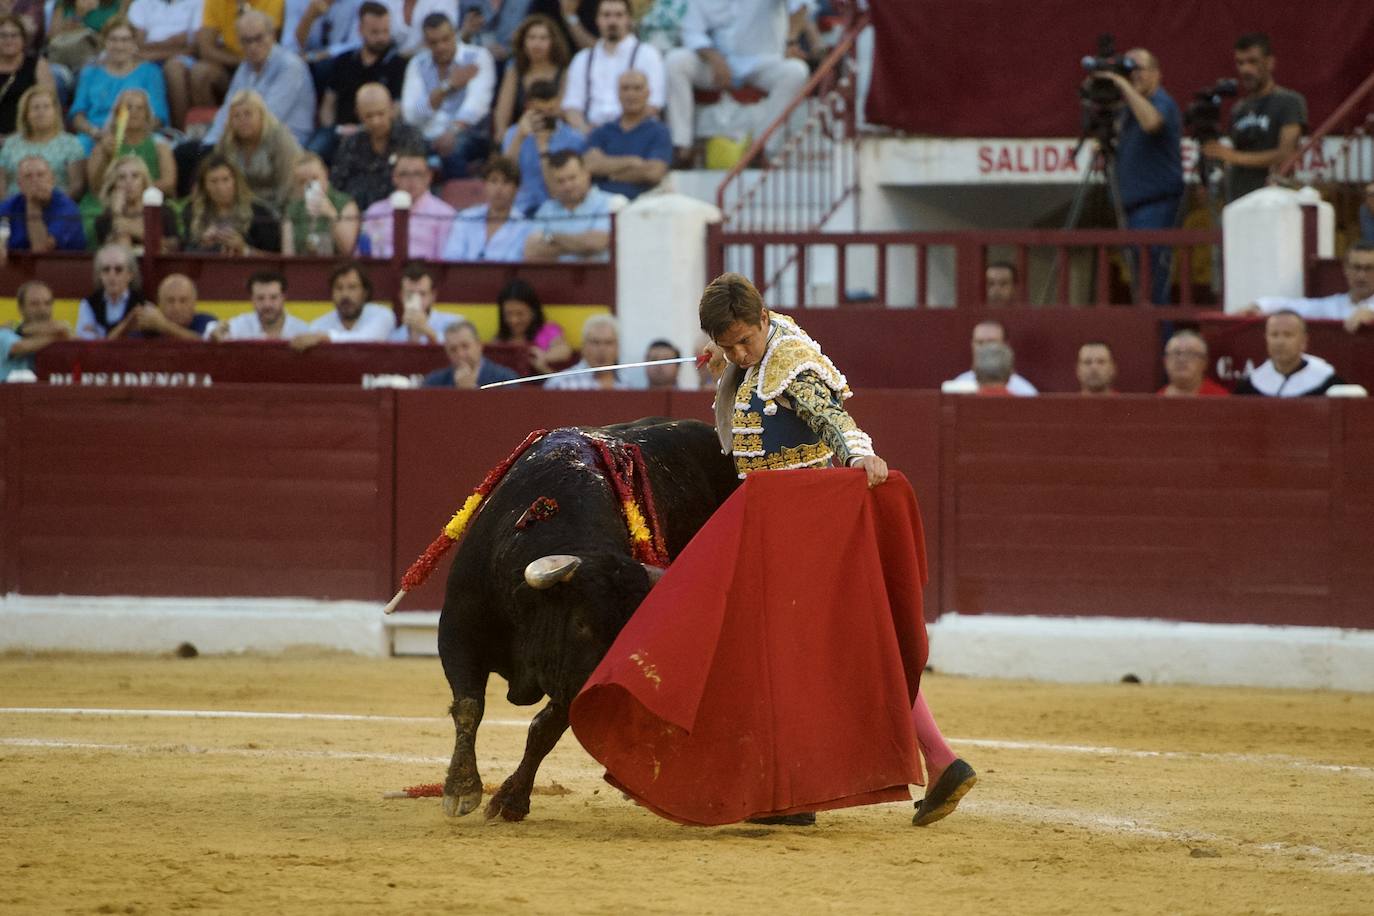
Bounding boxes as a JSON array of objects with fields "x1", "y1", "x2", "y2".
[{"x1": 713, "y1": 314, "x2": 876, "y2": 477}]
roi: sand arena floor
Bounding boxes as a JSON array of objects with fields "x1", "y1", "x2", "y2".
[{"x1": 2, "y1": 652, "x2": 1372, "y2": 915}]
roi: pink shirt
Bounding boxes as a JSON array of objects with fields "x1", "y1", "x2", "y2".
[{"x1": 360, "y1": 192, "x2": 458, "y2": 260}]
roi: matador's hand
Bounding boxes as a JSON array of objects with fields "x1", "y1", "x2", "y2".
[{"x1": 851, "y1": 455, "x2": 889, "y2": 488}]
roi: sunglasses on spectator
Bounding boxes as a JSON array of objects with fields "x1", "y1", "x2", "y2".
[{"x1": 100, "y1": 265, "x2": 129, "y2": 273}]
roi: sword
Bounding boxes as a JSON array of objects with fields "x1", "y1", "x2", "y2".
[{"x1": 480, "y1": 354, "x2": 710, "y2": 389}]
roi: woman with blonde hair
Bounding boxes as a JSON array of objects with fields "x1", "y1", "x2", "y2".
[
  {"x1": 0, "y1": 83, "x2": 82, "y2": 196},
  {"x1": 214, "y1": 89, "x2": 302, "y2": 211},
  {"x1": 181, "y1": 152, "x2": 280, "y2": 254},
  {"x1": 280, "y1": 151, "x2": 359, "y2": 256},
  {"x1": 92, "y1": 153, "x2": 179, "y2": 252},
  {"x1": 86, "y1": 88, "x2": 176, "y2": 196},
  {"x1": 492, "y1": 13, "x2": 569, "y2": 140}
]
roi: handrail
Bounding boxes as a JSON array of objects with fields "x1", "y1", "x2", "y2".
[{"x1": 1277, "y1": 69, "x2": 1374, "y2": 179}]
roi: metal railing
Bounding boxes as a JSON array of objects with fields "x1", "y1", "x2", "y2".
[{"x1": 1278, "y1": 70, "x2": 1374, "y2": 186}]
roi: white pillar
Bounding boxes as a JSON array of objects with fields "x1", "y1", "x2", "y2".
[
  {"x1": 1221, "y1": 187, "x2": 1319, "y2": 312},
  {"x1": 615, "y1": 193, "x2": 722, "y2": 385}
]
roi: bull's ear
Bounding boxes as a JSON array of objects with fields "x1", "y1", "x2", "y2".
[
  {"x1": 525, "y1": 555, "x2": 582, "y2": 589},
  {"x1": 641, "y1": 564, "x2": 666, "y2": 585}
]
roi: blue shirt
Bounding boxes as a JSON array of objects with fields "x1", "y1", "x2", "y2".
[
  {"x1": 1116, "y1": 87, "x2": 1184, "y2": 211},
  {"x1": 440, "y1": 204, "x2": 532, "y2": 262},
  {"x1": 0, "y1": 191, "x2": 87, "y2": 251},
  {"x1": 0, "y1": 326, "x2": 33, "y2": 380},
  {"x1": 531, "y1": 186, "x2": 616, "y2": 262},
  {"x1": 69, "y1": 62, "x2": 171, "y2": 153},
  {"x1": 422, "y1": 358, "x2": 519, "y2": 388},
  {"x1": 586, "y1": 117, "x2": 672, "y2": 199},
  {"x1": 503, "y1": 122, "x2": 587, "y2": 216},
  {"x1": 205, "y1": 46, "x2": 317, "y2": 145}
]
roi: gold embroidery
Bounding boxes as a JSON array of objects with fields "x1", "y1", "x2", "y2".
[{"x1": 735, "y1": 441, "x2": 834, "y2": 474}]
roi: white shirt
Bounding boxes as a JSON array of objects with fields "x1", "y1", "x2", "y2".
[
  {"x1": 309, "y1": 302, "x2": 398, "y2": 342},
  {"x1": 387, "y1": 0, "x2": 459, "y2": 57},
  {"x1": 681, "y1": 0, "x2": 811, "y2": 78},
  {"x1": 949, "y1": 369, "x2": 1039, "y2": 396},
  {"x1": 282, "y1": 0, "x2": 364, "y2": 57},
  {"x1": 400, "y1": 43, "x2": 496, "y2": 139},
  {"x1": 388, "y1": 309, "x2": 463, "y2": 343},
  {"x1": 127, "y1": 0, "x2": 203, "y2": 45},
  {"x1": 1256, "y1": 292, "x2": 1373, "y2": 321},
  {"x1": 544, "y1": 359, "x2": 625, "y2": 390},
  {"x1": 75, "y1": 291, "x2": 135, "y2": 340},
  {"x1": 562, "y1": 36, "x2": 666, "y2": 128},
  {"x1": 207, "y1": 311, "x2": 311, "y2": 340}
]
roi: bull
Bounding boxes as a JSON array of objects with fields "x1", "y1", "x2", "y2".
[{"x1": 438, "y1": 417, "x2": 739, "y2": 820}]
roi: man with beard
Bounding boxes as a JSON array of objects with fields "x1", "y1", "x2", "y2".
[
  {"x1": 1201, "y1": 33, "x2": 1306, "y2": 203},
  {"x1": 1076, "y1": 342, "x2": 1118, "y2": 396},
  {"x1": 291, "y1": 261, "x2": 397, "y2": 349},
  {"x1": 311, "y1": 2, "x2": 408, "y2": 162},
  {"x1": 209, "y1": 271, "x2": 311, "y2": 340},
  {"x1": 561, "y1": 0, "x2": 665, "y2": 134}
]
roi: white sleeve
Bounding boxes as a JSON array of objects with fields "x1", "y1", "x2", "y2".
[
  {"x1": 400, "y1": 56, "x2": 431, "y2": 126},
  {"x1": 1256, "y1": 294, "x2": 1349, "y2": 321},
  {"x1": 561, "y1": 49, "x2": 590, "y2": 116},
  {"x1": 456, "y1": 46, "x2": 495, "y2": 126},
  {"x1": 327, "y1": 304, "x2": 397, "y2": 342},
  {"x1": 680, "y1": 1, "x2": 710, "y2": 52},
  {"x1": 637, "y1": 43, "x2": 667, "y2": 109},
  {"x1": 75, "y1": 299, "x2": 105, "y2": 339}
]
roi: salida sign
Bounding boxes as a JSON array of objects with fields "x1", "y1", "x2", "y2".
[{"x1": 977, "y1": 143, "x2": 1082, "y2": 176}]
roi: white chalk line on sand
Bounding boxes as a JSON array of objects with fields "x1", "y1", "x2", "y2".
[
  {"x1": 5, "y1": 736, "x2": 1371, "y2": 878},
  {"x1": 3, "y1": 707, "x2": 1371, "y2": 779}
]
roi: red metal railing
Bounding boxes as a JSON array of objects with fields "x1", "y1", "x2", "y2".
[
  {"x1": 706, "y1": 227, "x2": 1223, "y2": 308},
  {"x1": 1277, "y1": 69, "x2": 1374, "y2": 187},
  {"x1": 714, "y1": 8, "x2": 866, "y2": 234}
]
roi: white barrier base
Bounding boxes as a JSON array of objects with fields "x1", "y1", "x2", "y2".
[{"x1": 928, "y1": 613, "x2": 1374, "y2": 692}]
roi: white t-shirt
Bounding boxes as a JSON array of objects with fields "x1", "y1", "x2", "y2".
[
  {"x1": 1256, "y1": 292, "x2": 1372, "y2": 321},
  {"x1": 948, "y1": 369, "x2": 1039, "y2": 396},
  {"x1": 127, "y1": 0, "x2": 204, "y2": 45},
  {"x1": 309, "y1": 303, "x2": 398, "y2": 342},
  {"x1": 207, "y1": 311, "x2": 311, "y2": 340},
  {"x1": 562, "y1": 36, "x2": 666, "y2": 128}
]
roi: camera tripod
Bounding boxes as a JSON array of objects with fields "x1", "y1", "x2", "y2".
[{"x1": 1040, "y1": 133, "x2": 1133, "y2": 304}]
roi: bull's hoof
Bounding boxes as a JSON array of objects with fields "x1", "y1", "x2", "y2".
[
  {"x1": 442, "y1": 790, "x2": 483, "y2": 818},
  {"x1": 484, "y1": 794, "x2": 530, "y2": 822}
]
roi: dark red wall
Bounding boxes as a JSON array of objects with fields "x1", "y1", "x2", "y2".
[{"x1": 2, "y1": 386, "x2": 1371, "y2": 630}]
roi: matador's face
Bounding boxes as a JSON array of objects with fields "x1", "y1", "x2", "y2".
[{"x1": 713, "y1": 311, "x2": 770, "y2": 370}]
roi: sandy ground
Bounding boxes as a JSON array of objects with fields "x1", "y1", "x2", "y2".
[{"x1": 2, "y1": 652, "x2": 1373, "y2": 915}]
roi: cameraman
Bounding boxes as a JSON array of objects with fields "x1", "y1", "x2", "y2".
[
  {"x1": 1201, "y1": 33, "x2": 1307, "y2": 203},
  {"x1": 1095, "y1": 48, "x2": 1183, "y2": 305}
]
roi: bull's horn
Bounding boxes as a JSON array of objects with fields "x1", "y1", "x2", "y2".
[
  {"x1": 641, "y1": 564, "x2": 666, "y2": 585},
  {"x1": 525, "y1": 555, "x2": 582, "y2": 589}
]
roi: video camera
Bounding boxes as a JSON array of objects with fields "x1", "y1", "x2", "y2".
[
  {"x1": 1080, "y1": 33, "x2": 1138, "y2": 82},
  {"x1": 1184, "y1": 79, "x2": 1239, "y2": 145},
  {"x1": 1077, "y1": 34, "x2": 1135, "y2": 147}
]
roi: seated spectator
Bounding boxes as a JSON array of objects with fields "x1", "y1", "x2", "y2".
[
  {"x1": 109, "y1": 273, "x2": 215, "y2": 340},
  {"x1": 503, "y1": 78, "x2": 585, "y2": 215},
  {"x1": 544, "y1": 312, "x2": 623, "y2": 389},
  {"x1": 492, "y1": 13, "x2": 569, "y2": 140},
  {"x1": 973, "y1": 342, "x2": 1014, "y2": 395},
  {"x1": 208, "y1": 269, "x2": 310, "y2": 340},
  {"x1": 181, "y1": 153, "x2": 282, "y2": 254},
  {"x1": 309, "y1": 1, "x2": 404, "y2": 162},
  {"x1": 1234, "y1": 310, "x2": 1344, "y2": 397},
  {"x1": 1252, "y1": 242, "x2": 1374, "y2": 333},
  {"x1": 91, "y1": 154, "x2": 181, "y2": 252},
  {"x1": 440, "y1": 154, "x2": 530, "y2": 262},
  {"x1": 1076, "y1": 342, "x2": 1118, "y2": 395},
  {"x1": 665, "y1": 0, "x2": 807, "y2": 164},
  {"x1": 401, "y1": 11, "x2": 494, "y2": 180},
  {"x1": 194, "y1": 0, "x2": 287, "y2": 116},
  {"x1": 986, "y1": 261, "x2": 1017, "y2": 306},
  {"x1": 287, "y1": 0, "x2": 364, "y2": 69},
  {"x1": 86, "y1": 88, "x2": 176, "y2": 197},
  {"x1": 74, "y1": 242, "x2": 140, "y2": 338},
  {"x1": 331, "y1": 82, "x2": 427, "y2": 212},
  {"x1": 203, "y1": 10, "x2": 315, "y2": 151},
  {"x1": 127, "y1": 0, "x2": 202, "y2": 130},
  {"x1": 281, "y1": 151, "x2": 360, "y2": 256},
  {"x1": 0, "y1": 86, "x2": 83, "y2": 198},
  {"x1": 1361, "y1": 182, "x2": 1374, "y2": 244},
  {"x1": 0, "y1": 155, "x2": 86, "y2": 255},
  {"x1": 214, "y1": 89, "x2": 303, "y2": 211},
  {"x1": 945, "y1": 321, "x2": 1038, "y2": 396},
  {"x1": 643, "y1": 338, "x2": 682, "y2": 389},
  {"x1": 291, "y1": 260, "x2": 397, "y2": 349},
  {"x1": 0, "y1": 15, "x2": 55, "y2": 138},
  {"x1": 391, "y1": 261, "x2": 462, "y2": 344},
  {"x1": 423, "y1": 319, "x2": 519, "y2": 387},
  {"x1": 524, "y1": 149, "x2": 618, "y2": 262},
  {"x1": 68, "y1": 17, "x2": 170, "y2": 154},
  {"x1": 584, "y1": 69, "x2": 669, "y2": 200},
  {"x1": 0, "y1": 280, "x2": 70, "y2": 380},
  {"x1": 390, "y1": 0, "x2": 458, "y2": 57},
  {"x1": 0, "y1": 4, "x2": 42, "y2": 55},
  {"x1": 357, "y1": 151, "x2": 456, "y2": 258},
  {"x1": 1158, "y1": 329, "x2": 1229, "y2": 397},
  {"x1": 45, "y1": 0, "x2": 123, "y2": 76},
  {"x1": 562, "y1": 0, "x2": 664, "y2": 135},
  {"x1": 494, "y1": 276, "x2": 571, "y2": 373}
]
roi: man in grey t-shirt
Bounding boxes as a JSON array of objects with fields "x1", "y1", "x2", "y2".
[{"x1": 1201, "y1": 32, "x2": 1306, "y2": 202}]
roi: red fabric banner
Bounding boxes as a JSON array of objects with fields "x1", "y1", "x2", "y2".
[
  {"x1": 569, "y1": 469, "x2": 930, "y2": 826},
  {"x1": 867, "y1": 0, "x2": 1374, "y2": 138}
]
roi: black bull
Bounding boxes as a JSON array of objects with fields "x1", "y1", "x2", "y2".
[{"x1": 438, "y1": 417, "x2": 739, "y2": 820}]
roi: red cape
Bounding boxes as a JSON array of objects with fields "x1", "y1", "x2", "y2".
[{"x1": 569, "y1": 469, "x2": 930, "y2": 826}]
